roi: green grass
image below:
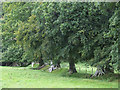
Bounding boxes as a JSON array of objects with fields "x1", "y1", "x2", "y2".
[{"x1": 0, "y1": 63, "x2": 119, "y2": 88}]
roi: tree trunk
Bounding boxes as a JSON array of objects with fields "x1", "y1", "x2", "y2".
[
  {"x1": 69, "y1": 61, "x2": 77, "y2": 74},
  {"x1": 39, "y1": 55, "x2": 44, "y2": 67},
  {"x1": 12, "y1": 62, "x2": 17, "y2": 66},
  {"x1": 104, "y1": 59, "x2": 114, "y2": 73},
  {"x1": 57, "y1": 61, "x2": 61, "y2": 68},
  {"x1": 39, "y1": 54, "x2": 44, "y2": 68},
  {"x1": 55, "y1": 61, "x2": 61, "y2": 68},
  {"x1": 104, "y1": 65, "x2": 114, "y2": 73},
  {"x1": 37, "y1": 56, "x2": 45, "y2": 70}
]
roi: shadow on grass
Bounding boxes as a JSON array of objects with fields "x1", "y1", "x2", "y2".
[
  {"x1": 30, "y1": 65, "x2": 50, "y2": 70},
  {"x1": 54, "y1": 68, "x2": 119, "y2": 82},
  {"x1": 30, "y1": 65, "x2": 119, "y2": 82}
]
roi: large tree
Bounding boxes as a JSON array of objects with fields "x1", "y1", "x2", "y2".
[
  {"x1": 1, "y1": 2, "x2": 119, "y2": 74},
  {"x1": 90, "y1": 2, "x2": 119, "y2": 73},
  {"x1": 16, "y1": 3, "x2": 49, "y2": 67},
  {"x1": 53, "y1": 2, "x2": 95, "y2": 73}
]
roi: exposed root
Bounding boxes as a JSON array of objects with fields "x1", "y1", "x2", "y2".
[
  {"x1": 48, "y1": 65, "x2": 60, "y2": 72},
  {"x1": 90, "y1": 66, "x2": 105, "y2": 78},
  {"x1": 38, "y1": 64, "x2": 46, "y2": 70},
  {"x1": 31, "y1": 64, "x2": 46, "y2": 70}
]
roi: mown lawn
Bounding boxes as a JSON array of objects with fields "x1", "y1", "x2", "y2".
[{"x1": 0, "y1": 64, "x2": 119, "y2": 88}]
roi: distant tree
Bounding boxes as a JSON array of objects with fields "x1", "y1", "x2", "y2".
[
  {"x1": 2, "y1": 2, "x2": 35, "y2": 66},
  {"x1": 42, "y1": 2, "x2": 62, "y2": 68},
  {"x1": 16, "y1": 11, "x2": 46, "y2": 67}
]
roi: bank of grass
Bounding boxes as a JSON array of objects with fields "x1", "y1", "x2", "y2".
[{"x1": 1, "y1": 63, "x2": 119, "y2": 88}]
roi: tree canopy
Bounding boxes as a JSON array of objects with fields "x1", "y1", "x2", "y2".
[{"x1": 1, "y1": 2, "x2": 119, "y2": 73}]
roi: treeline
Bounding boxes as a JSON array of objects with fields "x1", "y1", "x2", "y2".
[{"x1": 1, "y1": 2, "x2": 119, "y2": 73}]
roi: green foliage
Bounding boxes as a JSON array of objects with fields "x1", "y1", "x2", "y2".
[
  {"x1": 2, "y1": 45, "x2": 23, "y2": 63},
  {"x1": 2, "y1": 2, "x2": 35, "y2": 66},
  {"x1": 92, "y1": 2, "x2": 119, "y2": 71},
  {"x1": 1, "y1": 2, "x2": 119, "y2": 72}
]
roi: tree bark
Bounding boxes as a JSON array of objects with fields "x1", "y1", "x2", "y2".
[
  {"x1": 104, "y1": 65, "x2": 114, "y2": 73},
  {"x1": 55, "y1": 61, "x2": 61, "y2": 68},
  {"x1": 69, "y1": 61, "x2": 77, "y2": 74},
  {"x1": 104, "y1": 59, "x2": 114, "y2": 73},
  {"x1": 39, "y1": 55, "x2": 44, "y2": 67},
  {"x1": 12, "y1": 62, "x2": 17, "y2": 66}
]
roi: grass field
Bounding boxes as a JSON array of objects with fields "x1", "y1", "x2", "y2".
[{"x1": 0, "y1": 63, "x2": 119, "y2": 88}]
